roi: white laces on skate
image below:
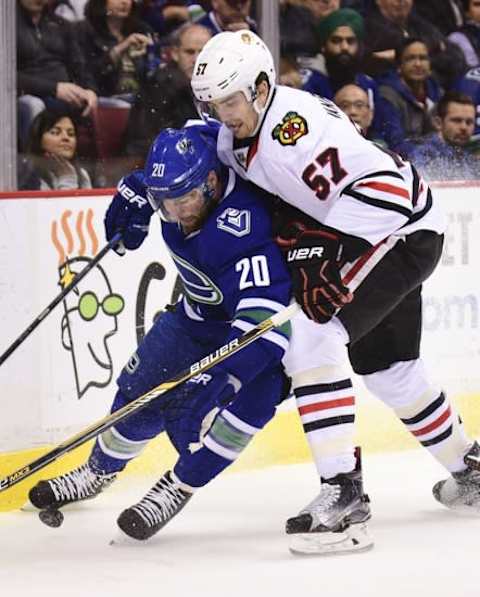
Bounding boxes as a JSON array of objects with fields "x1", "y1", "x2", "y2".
[
  {"x1": 49, "y1": 464, "x2": 115, "y2": 502},
  {"x1": 132, "y1": 477, "x2": 187, "y2": 528},
  {"x1": 300, "y1": 483, "x2": 342, "y2": 525}
]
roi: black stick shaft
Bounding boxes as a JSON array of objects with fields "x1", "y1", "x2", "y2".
[{"x1": 0, "y1": 232, "x2": 122, "y2": 367}]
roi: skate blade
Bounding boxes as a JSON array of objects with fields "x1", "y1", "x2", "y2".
[
  {"x1": 438, "y1": 500, "x2": 480, "y2": 516},
  {"x1": 289, "y1": 523, "x2": 374, "y2": 556},
  {"x1": 109, "y1": 530, "x2": 143, "y2": 547}
]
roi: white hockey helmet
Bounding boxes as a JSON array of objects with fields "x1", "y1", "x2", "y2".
[{"x1": 191, "y1": 29, "x2": 276, "y2": 114}]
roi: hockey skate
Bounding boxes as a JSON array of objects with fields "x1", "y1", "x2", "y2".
[
  {"x1": 29, "y1": 462, "x2": 117, "y2": 510},
  {"x1": 286, "y1": 463, "x2": 373, "y2": 556},
  {"x1": 117, "y1": 471, "x2": 192, "y2": 540},
  {"x1": 433, "y1": 441, "x2": 480, "y2": 514}
]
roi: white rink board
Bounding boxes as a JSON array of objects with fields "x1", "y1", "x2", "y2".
[
  {"x1": 420, "y1": 183, "x2": 480, "y2": 396},
  {"x1": 0, "y1": 192, "x2": 177, "y2": 450},
  {"x1": 0, "y1": 184, "x2": 479, "y2": 451}
]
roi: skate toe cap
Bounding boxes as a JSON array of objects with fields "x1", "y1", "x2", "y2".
[
  {"x1": 286, "y1": 513, "x2": 314, "y2": 534},
  {"x1": 117, "y1": 508, "x2": 154, "y2": 541}
]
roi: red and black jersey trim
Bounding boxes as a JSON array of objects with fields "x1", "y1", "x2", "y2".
[
  {"x1": 401, "y1": 188, "x2": 433, "y2": 228},
  {"x1": 348, "y1": 169, "x2": 406, "y2": 184},
  {"x1": 342, "y1": 187, "x2": 412, "y2": 218},
  {"x1": 411, "y1": 164, "x2": 420, "y2": 207}
]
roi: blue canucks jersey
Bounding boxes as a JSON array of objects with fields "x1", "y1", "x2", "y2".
[
  {"x1": 160, "y1": 169, "x2": 292, "y2": 385},
  {"x1": 454, "y1": 67, "x2": 480, "y2": 134}
]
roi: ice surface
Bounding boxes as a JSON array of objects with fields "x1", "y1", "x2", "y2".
[{"x1": 1, "y1": 449, "x2": 479, "y2": 597}]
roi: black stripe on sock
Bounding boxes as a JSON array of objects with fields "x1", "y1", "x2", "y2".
[
  {"x1": 401, "y1": 392, "x2": 445, "y2": 425},
  {"x1": 304, "y1": 415, "x2": 355, "y2": 433},
  {"x1": 421, "y1": 425, "x2": 453, "y2": 447},
  {"x1": 295, "y1": 379, "x2": 352, "y2": 398}
]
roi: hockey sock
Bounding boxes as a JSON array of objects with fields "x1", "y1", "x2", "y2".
[
  {"x1": 395, "y1": 390, "x2": 470, "y2": 473},
  {"x1": 293, "y1": 365, "x2": 357, "y2": 479},
  {"x1": 89, "y1": 425, "x2": 150, "y2": 474},
  {"x1": 174, "y1": 408, "x2": 261, "y2": 487},
  {"x1": 363, "y1": 359, "x2": 471, "y2": 473}
]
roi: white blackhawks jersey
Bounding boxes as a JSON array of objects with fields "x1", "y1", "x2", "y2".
[{"x1": 217, "y1": 85, "x2": 446, "y2": 247}]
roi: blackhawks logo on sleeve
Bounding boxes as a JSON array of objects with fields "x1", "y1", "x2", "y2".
[{"x1": 272, "y1": 111, "x2": 309, "y2": 146}]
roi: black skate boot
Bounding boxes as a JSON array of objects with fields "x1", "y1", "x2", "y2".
[
  {"x1": 117, "y1": 471, "x2": 192, "y2": 541},
  {"x1": 29, "y1": 462, "x2": 117, "y2": 510},
  {"x1": 433, "y1": 441, "x2": 480, "y2": 513},
  {"x1": 286, "y1": 452, "x2": 373, "y2": 555}
]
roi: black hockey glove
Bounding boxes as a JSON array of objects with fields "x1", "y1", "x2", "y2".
[{"x1": 276, "y1": 221, "x2": 353, "y2": 324}]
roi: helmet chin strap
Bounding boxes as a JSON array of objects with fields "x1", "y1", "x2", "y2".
[{"x1": 250, "y1": 84, "x2": 275, "y2": 137}]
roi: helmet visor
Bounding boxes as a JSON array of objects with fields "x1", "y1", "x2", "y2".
[
  {"x1": 195, "y1": 91, "x2": 250, "y2": 124},
  {"x1": 147, "y1": 185, "x2": 207, "y2": 225}
]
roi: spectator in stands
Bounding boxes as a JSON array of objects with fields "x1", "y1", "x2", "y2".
[
  {"x1": 363, "y1": 0, "x2": 466, "y2": 89},
  {"x1": 139, "y1": 1, "x2": 206, "y2": 38},
  {"x1": 301, "y1": 8, "x2": 394, "y2": 144},
  {"x1": 122, "y1": 22, "x2": 212, "y2": 163},
  {"x1": 76, "y1": 0, "x2": 155, "y2": 105},
  {"x1": 19, "y1": 109, "x2": 92, "y2": 190},
  {"x1": 302, "y1": 8, "x2": 367, "y2": 98},
  {"x1": 341, "y1": 0, "x2": 373, "y2": 15},
  {"x1": 17, "y1": 0, "x2": 98, "y2": 150},
  {"x1": 379, "y1": 38, "x2": 441, "y2": 151},
  {"x1": 279, "y1": 56, "x2": 304, "y2": 89},
  {"x1": 302, "y1": 0, "x2": 340, "y2": 21},
  {"x1": 405, "y1": 91, "x2": 479, "y2": 180},
  {"x1": 52, "y1": 0, "x2": 89, "y2": 21},
  {"x1": 449, "y1": 0, "x2": 480, "y2": 68},
  {"x1": 454, "y1": 66, "x2": 480, "y2": 134},
  {"x1": 196, "y1": 0, "x2": 256, "y2": 35},
  {"x1": 279, "y1": 0, "x2": 317, "y2": 58},
  {"x1": 334, "y1": 83, "x2": 387, "y2": 145},
  {"x1": 415, "y1": 0, "x2": 464, "y2": 36}
]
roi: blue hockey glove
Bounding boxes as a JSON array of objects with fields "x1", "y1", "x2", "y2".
[
  {"x1": 104, "y1": 170, "x2": 153, "y2": 255},
  {"x1": 165, "y1": 365, "x2": 242, "y2": 453}
]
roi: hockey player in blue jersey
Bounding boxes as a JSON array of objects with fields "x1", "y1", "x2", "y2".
[
  {"x1": 28, "y1": 126, "x2": 293, "y2": 541},
  {"x1": 454, "y1": 66, "x2": 480, "y2": 135}
]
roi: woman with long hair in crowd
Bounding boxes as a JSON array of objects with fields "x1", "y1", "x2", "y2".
[
  {"x1": 76, "y1": 0, "x2": 155, "y2": 103},
  {"x1": 19, "y1": 110, "x2": 92, "y2": 190}
]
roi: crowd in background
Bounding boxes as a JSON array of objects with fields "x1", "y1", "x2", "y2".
[{"x1": 16, "y1": 0, "x2": 480, "y2": 190}]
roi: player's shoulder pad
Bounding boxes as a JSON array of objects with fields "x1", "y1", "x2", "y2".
[{"x1": 184, "y1": 117, "x2": 221, "y2": 140}]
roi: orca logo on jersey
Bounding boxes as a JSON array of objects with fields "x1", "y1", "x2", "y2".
[
  {"x1": 170, "y1": 251, "x2": 223, "y2": 305},
  {"x1": 272, "y1": 111, "x2": 308, "y2": 146},
  {"x1": 287, "y1": 246, "x2": 324, "y2": 262}
]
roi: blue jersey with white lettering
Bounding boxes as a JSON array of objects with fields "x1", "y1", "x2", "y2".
[
  {"x1": 454, "y1": 67, "x2": 480, "y2": 133},
  {"x1": 160, "y1": 169, "x2": 292, "y2": 385}
]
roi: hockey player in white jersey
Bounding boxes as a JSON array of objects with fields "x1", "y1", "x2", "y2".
[{"x1": 191, "y1": 29, "x2": 480, "y2": 554}]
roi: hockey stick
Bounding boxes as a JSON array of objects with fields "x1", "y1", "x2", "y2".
[
  {"x1": 0, "y1": 232, "x2": 122, "y2": 367},
  {"x1": 0, "y1": 302, "x2": 300, "y2": 493}
]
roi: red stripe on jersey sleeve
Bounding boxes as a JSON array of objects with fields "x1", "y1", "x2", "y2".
[
  {"x1": 341, "y1": 241, "x2": 383, "y2": 286},
  {"x1": 356, "y1": 181, "x2": 411, "y2": 200}
]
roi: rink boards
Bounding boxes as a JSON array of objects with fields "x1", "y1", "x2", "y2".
[{"x1": 0, "y1": 182, "x2": 480, "y2": 509}]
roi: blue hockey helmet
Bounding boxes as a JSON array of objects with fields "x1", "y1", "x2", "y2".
[{"x1": 144, "y1": 127, "x2": 222, "y2": 223}]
